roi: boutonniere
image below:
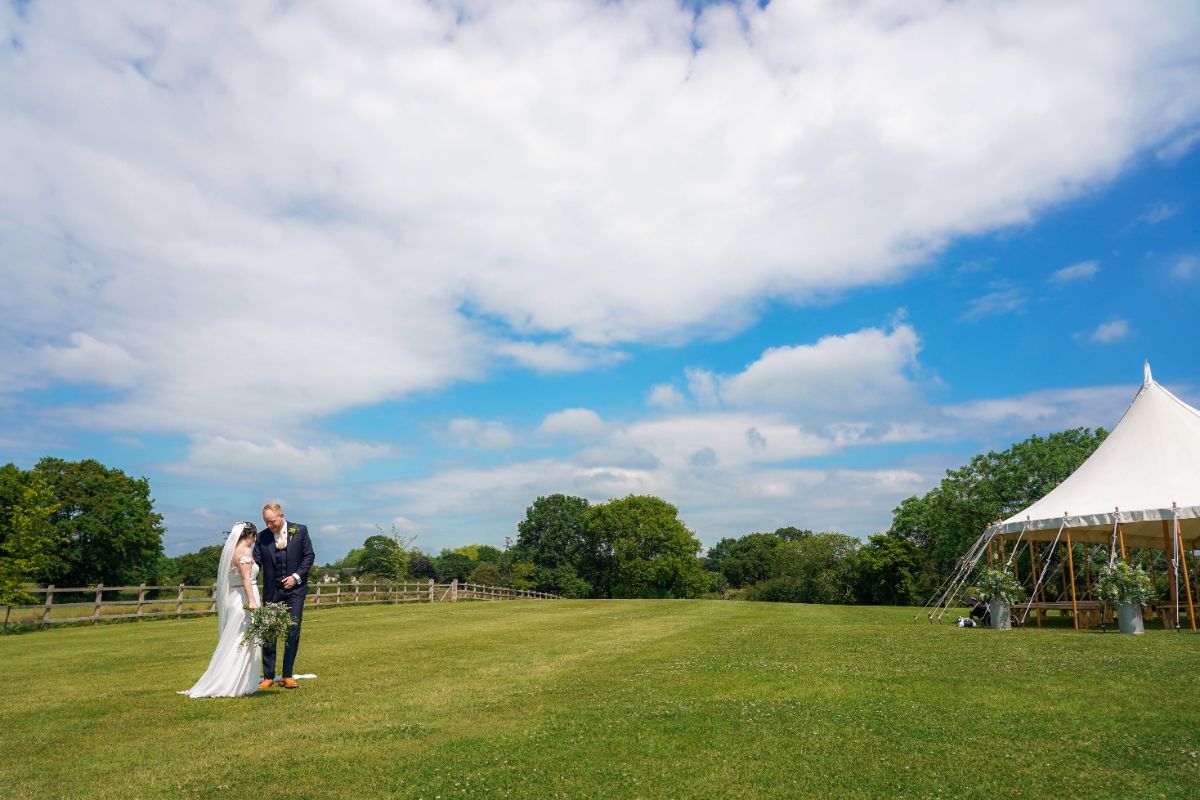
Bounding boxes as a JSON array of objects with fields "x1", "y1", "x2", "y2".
[{"x1": 287, "y1": 525, "x2": 298, "y2": 539}]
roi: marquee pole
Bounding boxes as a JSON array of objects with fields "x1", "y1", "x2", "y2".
[
  {"x1": 1176, "y1": 524, "x2": 1197, "y2": 632},
  {"x1": 1163, "y1": 520, "x2": 1179, "y2": 629},
  {"x1": 1031, "y1": 541, "x2": 1042, "y2": 627},
  {"x1": 1065, "y1": 527, "x2": 1079, "y2": 631},
  {"x1": 1059, "y1": 542, "x2": 1069, "y2": 600}
]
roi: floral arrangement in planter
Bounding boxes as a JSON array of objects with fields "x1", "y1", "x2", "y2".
[
  {"x1": 1094, "y1": 561, "x2": 1155, "y2": 607},
  {"x1": 974, "y1": 567, "x2": 1027, "y2": 604}
]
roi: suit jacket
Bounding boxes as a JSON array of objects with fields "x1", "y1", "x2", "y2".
[{"x1": 254, "y1": 522, "x2": 316, "y2": 603}]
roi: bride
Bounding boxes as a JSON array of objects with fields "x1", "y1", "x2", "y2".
[{"x1": 179, "y1": 521, "x2": 263, "y2": 698}]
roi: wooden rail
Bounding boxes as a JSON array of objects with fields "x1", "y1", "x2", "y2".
[{"x1": 1, "y1": 579, "x2": 560, "y2": 632}]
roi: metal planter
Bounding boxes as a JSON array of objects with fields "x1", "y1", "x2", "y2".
[
  {"x1": 1116, "y1": 602, "x2": 1145, "y2": 635},
  {"x1": 989, "y1": 599, "x2": 1011, "y2": 630}
]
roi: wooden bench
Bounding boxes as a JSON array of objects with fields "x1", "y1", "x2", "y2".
[{"x1": 1016, "y1": 600, "x2": 1107, "y2": 628}]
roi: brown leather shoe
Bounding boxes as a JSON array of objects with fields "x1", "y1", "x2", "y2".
[
  {"x1": 279, "y1": 677, "x2": 299, "y2": 689},
  {"x1": 257, "y1": 678, "x2": 276, "y2": 690}
]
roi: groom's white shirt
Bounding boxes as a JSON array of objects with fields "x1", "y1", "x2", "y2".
[{"x1": 276, "y1": 517, "x2": 301, "y2": 586}]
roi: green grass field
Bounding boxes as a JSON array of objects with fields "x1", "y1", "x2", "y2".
[{"x1": 2, "y1": 600, "x2": 1197, "y2": 799}]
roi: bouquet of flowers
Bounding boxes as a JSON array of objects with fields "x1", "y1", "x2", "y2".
[
  {"x1": 974, "y1": 567, "x2": 1027, "y2": 604},
  {"x1": 1094, "y1": 561, "x2": 1155, "y2": 606},
  {"x1": 241, "y1": 602, "x2": 296, "y2": 648}
]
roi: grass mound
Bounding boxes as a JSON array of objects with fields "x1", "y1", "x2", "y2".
[{"x1": 2, "y1": 601, "x2": 1197, "y2": 799}]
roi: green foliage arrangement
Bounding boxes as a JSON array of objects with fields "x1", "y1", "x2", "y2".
[
  {"x1": 1094, "y1": 561, "x2": 1155, "y2": 606},
  {"x1": 241, "y1": 602, "x2": 296, "y2": 648},
  {"x1": 974, "y1": 567, "x2": 1026, "y2": 604}
]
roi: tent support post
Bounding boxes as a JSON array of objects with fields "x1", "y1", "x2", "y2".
[
  {"x1": 1176, "y1": 525, "x2": 1197, "y2": 632},
  {"x1": 1163, "y1": 521, "x2": 1179, "y2": 629},
  {"x1": 1031, "y1": 542, "x2": 1042, "y2": 627},
  {"x1": 1117, "y1": 524, "x2": 1126, "y2": 561},
  {"x1": 1059, "y1": 543, "x2": 1069, "y2": 600},
  {"x1": 1084, "y1": 550, "x2": 1092, "y2": 601},
  {"x1": 1065, "y1": 529, "x2": 1079, "y2": 630},
  {"x1": 1191, "y1": 551, "x2": 1200, "y2": 619}
]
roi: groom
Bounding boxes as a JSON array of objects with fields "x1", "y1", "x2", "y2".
[{"x1": 254, "y1": 502, "x2": 315, "y2": 689}]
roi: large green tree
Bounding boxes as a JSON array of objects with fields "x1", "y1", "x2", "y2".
[
  {"x1": 454, "y1": 544, "x2": 503, "y2": 563},
  {"x1": 0, "y1": 473, "x2": 61, "y2": 604},
  {"x1": 583, "y1": 495, "x2": 708, "y2": 599},
  {"x1": 761, "y1": 533, "x2": 861, "y2": 604},
  {"x1": 855, "y1": 533, "x2": 926, "y2": 605},
  {"x1": 705, "y1": 532, "x2": 784, "y2": 588},
  {"x1": 888, "y1": 428, "x2": 1107, "y2": 575},
  {"x1": 514, "y1": 494, "x2": 591, "y2": 571},
  {"x1": 165, "y1": 544, "x2": 225, "y2": 586},
  {"x1": 32, "y1": 458, "x2": 165, "y2": 587},
  {"x1": 434, "y1": 550, "x2": 477, "y2": 582}
]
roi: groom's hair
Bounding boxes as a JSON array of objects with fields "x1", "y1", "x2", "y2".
[{"x1": 262, "y1": 502, "x2": 284, "y2": 515}]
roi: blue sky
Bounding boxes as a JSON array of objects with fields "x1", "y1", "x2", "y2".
[{"x1": 2, "y1": 0, "x2": 1199, "y2": 560}]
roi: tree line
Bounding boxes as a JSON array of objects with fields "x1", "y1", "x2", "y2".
[
  {"x1": 324, "y1": 494, "x2": 715, "y2": 599},
  {"x1": 1, "y1": 427, "x2": 1112, "y2": 606}
]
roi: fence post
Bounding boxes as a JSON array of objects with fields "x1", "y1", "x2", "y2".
[
  {"x1": 354, "y1": 581, "x2": 360, "y2": 604},
  {"x1": 335, "y1": 583, "x2": 342, "y2": 605},
  {"x1": 92, "y1": 584, "x2": 104, "y2": 624},
  {"x1": 428, "y1": 578, "x2": 434, "y2": 602},
  {"x1": 177, "y1": 584, "x2": 185, "y2": 618},
  {"x1": 136, "y1": 584, "x2": 147, "y2": 618},
  {"x1": 41, "y1": 586, "x2": 54, "y2": 630},
  {"x1": 314, "y1": 584, "x2": 321, "y2": 606},
  {"x1": 450, "y1": 579, "x2": 458, "y2": 602}
]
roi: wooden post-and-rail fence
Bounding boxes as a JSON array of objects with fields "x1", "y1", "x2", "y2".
[{"x1": 1, "y1": 579, "x2": 561, "y2": 633}]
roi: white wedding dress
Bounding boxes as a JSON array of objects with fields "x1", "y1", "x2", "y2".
[{"x1": 179, "y1": 555, "x2": 263, "y2": 698}]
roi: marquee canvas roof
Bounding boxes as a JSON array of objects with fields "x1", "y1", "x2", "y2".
[{"x1": 991, "y1": 364, "x2": 1200, "y2": 549}]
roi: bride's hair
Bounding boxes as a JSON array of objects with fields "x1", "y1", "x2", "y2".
[{"x1": 235, "y1": 522, "x2": 258, "y2": 543}]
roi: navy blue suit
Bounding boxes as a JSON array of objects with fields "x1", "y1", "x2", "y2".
[{"x1": 253, "y1": 522, "x2": 315, "y2": 679}]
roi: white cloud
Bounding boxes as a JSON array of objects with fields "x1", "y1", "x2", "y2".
[
  {"x1": 647, "y1": 383, "x2": 686, "y2": 410},
  {"x1": 1, "y1": 0, "x2": 1197, "y2": 444},
  {"x1": 447, "y1": 418, "x2": 515, "y2": 449},
  {"x1": 37, "y1": 332, "x2": 143, "y2": 388},
  {"x1": 1156, "y1": 128, "x2": 1200, "y2": 162},
  {"x1": 685, "y1": 369, "x2": 720, "y2": 407},
  {"x1": 378, "y1": 450, "x2": 931, "y2": 547},
  {"x1": 1134, "y1": 202, "x2": 1179, "y2": 226},
  {"x1": 943, "y1": 385, "x2": 1134, "y2": 433},
  {"x1": 721, "y1": 324, "x2": 922, "y2": 412},
  {"x1": 538, "y1": 407, "x2": 606, "y2": 439},
  {"x1": 959, "y1": 284, "x2": 1027, "y2": 321},
  {"x1": 496, "y1": 341, "x2": 624, "y2": 373},
  {"x1": 167, "y1": 435, "x2": 391, "y2": 483},
  {"x1": 1090, "y1": 320, "x2": 1131, "y2": 343},
  {"x1": 1172, "y1": 253, "x2": 1198, "y2": 280},
  {"x1": 1049, "y1": 260, "x2": 1099, "y2": 284}
]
